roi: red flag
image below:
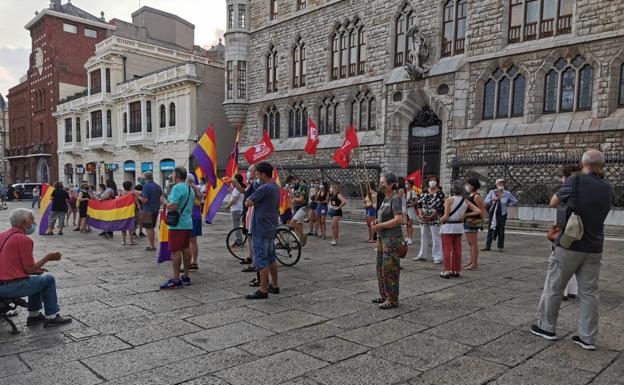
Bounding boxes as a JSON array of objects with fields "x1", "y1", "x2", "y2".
[
  {"x1": 332, "y1": 148, "x2": 350, "y2": 169},
  {"x1": 244, "y1": 130, "x2": 274, "y2": 164},
  {"x1": 406, "y1": 169, "x2": 422, "y2": 185},
  {"x1": 304, "y1": 116, "x2": 319, "y2": 155},
  {"x1": 332, "y1": 125, "x2": 359, "y2": 169}
]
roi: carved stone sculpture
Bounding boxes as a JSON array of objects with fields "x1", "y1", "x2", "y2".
[{"x1": 405, "y1": 25, "x2": 431, "y2": 80}]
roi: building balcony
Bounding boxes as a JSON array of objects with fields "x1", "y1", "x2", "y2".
[
  {"x1": 61, "y1": 141, "x2": 84, "y2": 154},
  {"x1": 87, "y1": 136, "x2": 114, "y2": 152},
  {"x1": 123, "y1": 131, "x2": 155, "y2": 149},
  {"x1": 5, "y1": 143, "x2": 52, "y2": 159}
]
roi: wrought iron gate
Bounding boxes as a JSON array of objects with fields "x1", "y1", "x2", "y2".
[{"x1": 408, "y1": 105, "x2": 442, "y2": 180}]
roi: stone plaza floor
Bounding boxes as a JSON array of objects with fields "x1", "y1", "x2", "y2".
[{"x1": 1, "y1": 201, "x2": 623, "y2": 385}]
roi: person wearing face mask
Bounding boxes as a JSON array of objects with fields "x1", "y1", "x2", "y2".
[
  {"x1": 483, "y1": 178, "x2": 518, "y2": 252},
  {"x1": 316, "y1": 182, "x2": 330, "y2": 240},
  {"x1": 414, "y1": 176, "x2": 445, "y2": 264},
  {"x1": 0, "y1": 208, "x2": 72, "y2": 327},
  {"x1": 371, "y1": 173, "x2": 404, "y2": 309},
  {"x1": 463, "y1": 178, "x2": 485, "y2": 270}
]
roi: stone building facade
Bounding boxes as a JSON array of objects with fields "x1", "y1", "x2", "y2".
[
  {"x1": 223, "y1": 0, "x2": 624, "y2": 215},
  {"x1": 53, "y1": 7, "x2": 231, "y2": 188},
  {"x1": 6, "y1": 0, "x2": 113, "y2": 184}
]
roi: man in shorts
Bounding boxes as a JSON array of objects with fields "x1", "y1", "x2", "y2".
[
  {"x1": 244, "y1": 162, "x2": 280, "y2": 300},
  {"x1": 286, "y1": 175, "x2": 309, "y2": 247},
  {"x1": 160, "y1": 167, "x2": 194, "y2": 290},
  {"x1": 139, "y1": 171, "x2": 162, "y2": 251}
]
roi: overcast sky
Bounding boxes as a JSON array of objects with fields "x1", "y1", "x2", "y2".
[{"x1": 0, "y1": 0, "x2": 226, "y2": 98}]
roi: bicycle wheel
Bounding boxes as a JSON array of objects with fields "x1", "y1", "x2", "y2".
[
  {"x1": 274, "y1": 227, "x2": 302, "y2": 267},
  {"x1": 226, "y1": 227, "x2": 249, "y2": 261}
]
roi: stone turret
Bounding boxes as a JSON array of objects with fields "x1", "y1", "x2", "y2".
[{"x1": 222, "y1": 0, "x2": 250, "y2": 130}]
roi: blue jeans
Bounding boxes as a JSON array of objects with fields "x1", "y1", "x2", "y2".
[
  {"x1": 0, "y1": 274, "x2": 60, "y2": 316},
  {"x1": 252, "y1": 236, "x2": 276, "y2": 270}
]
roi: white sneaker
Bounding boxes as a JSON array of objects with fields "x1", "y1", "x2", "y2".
[
  {"x1": 406, "y1": 238, "x2": 413, "y2": 245},
  {"x1": 330, "y1": 240, "x2": 337, "y2": 246}
]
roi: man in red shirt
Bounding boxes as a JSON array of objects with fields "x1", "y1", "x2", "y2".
[{"x1": 0, "y1": 208, "x2": 71, "y2": 327}]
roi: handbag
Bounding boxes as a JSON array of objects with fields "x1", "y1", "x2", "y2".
[
  {"x1": 398, "y1": 240, "x2": 408, "y2": 258},
  {"x1": 557, "y1": 175, "x2": 584, "y2": 248},
  {"x1": 165, "y1": 186, "x2": 191, "y2": 227}
]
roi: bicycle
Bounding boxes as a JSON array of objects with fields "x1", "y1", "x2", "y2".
[{"x1": 226, "y1": 225, "x2": 302, "y2": 267}]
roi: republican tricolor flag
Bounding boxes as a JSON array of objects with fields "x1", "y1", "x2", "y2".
[
  {"x1": 225, "y1": 128, "x2": 240, "y2": 178},
  {"x1": 192, "y1": 125, "x2": 218, "y2": 187},
  {"x1": 157, "y1": 208, "x2": 171, "y2": 263},
  {"x1": 38, "y1": 184, "x2": 54, "y2": 235},
  {"x1": 86, "y1": 194, "x2": 136, "y2": 231}
]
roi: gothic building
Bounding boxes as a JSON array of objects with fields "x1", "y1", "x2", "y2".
[{"x1": 223, "y1": 0, "x2": 624, "y2": 213}]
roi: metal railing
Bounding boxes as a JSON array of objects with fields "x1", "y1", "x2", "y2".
[{"x1": 452, "y1": 153, "x2": 624, "y2": 207}]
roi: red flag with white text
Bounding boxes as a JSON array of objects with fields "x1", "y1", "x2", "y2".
[
  {"x1": 244, "y1": 130, "x2": 274, "y2": 164},
  {"x1": 304, "y1": 116, "x2": 320, "y2": 155},
  {"x1": 332, "y1": 125, "x2": 359, "y2": 169}
]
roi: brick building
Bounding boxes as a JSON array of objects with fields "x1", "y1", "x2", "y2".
[
  {"x1": 223, "y1": 0, "x2": 624, "y2": 220},
  {"x1": 53, "y1": 6, "x2": 230, "y2": 188},
  {"x1": 6, "y1": 0, "x2": 113, "y2": 184}
]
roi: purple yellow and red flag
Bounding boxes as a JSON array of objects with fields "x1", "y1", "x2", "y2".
[
  {"x1": 86, "y1": 194, "x2": 136, "y2": 231},
  {"x1": 157, "y1": 208, "x2": 171, "y2": 263},
  {"x1": 203, "y1": 178, "x2": 229, "y2": 224},
  {"x1": 192, "y1": 125, "x2": 218, "y2": 188},
  {"x1": 225, "y1": 128, "x2": 240, "y2": 178},
  {"x1": 38, "y1": 183, "x2": 54, "y2": 235}
]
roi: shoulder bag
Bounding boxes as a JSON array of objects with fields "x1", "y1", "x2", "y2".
[{"x1": 165, "y1": 186, "x2": 191, "y2": 227}]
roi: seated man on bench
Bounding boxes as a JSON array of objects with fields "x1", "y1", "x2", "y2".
[{"x1": 0, "y1": 208, "x2": 71, "y2": 327}]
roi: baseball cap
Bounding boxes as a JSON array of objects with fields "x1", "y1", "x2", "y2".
[{"x1": 495, "y1": 178, "x2": 506, "y2": 184}]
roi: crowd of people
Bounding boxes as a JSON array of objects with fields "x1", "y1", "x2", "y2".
[{"x1": 0, "y1": 150, "x2": 617, "y2": 351}]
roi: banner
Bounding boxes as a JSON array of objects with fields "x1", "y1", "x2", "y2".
[
  {"x1": 304, "y1": 117, "x2": 319, "y2": 155},
  {"x1": 86, "y1": 194, "x2": 136, "y2": 231},
  {"x1": 244, "y1": 130, "x2": 274, "y2": 164},
  {"x1": 332, "y1": 125, "x2": 359, "y2": 169}
]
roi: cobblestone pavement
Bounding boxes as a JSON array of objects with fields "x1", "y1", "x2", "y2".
[{"x1": 1, "y1": 201, "x2": 623, "y2": 385}]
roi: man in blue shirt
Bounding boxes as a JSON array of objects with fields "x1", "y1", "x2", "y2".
[
  {"x1": 160, "y1": 167, "x2": 195, "y2": 290},
  {"x1": 139, "y1": 172, "x2": 163, "y2": 251},
  {"x1": 483, "y1": 178, "x2": 518, "y2": 252},
  {"x1": 244, "y1": 162, "x2": 280, "y2": 300}
]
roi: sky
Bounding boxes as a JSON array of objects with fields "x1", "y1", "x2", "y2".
[{"x1": 0, "y1": 0, "x2": 226, "y2": 99}]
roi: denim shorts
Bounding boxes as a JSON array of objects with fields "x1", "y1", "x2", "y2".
[
  {"x1": 366, "y1": 207, "x2": 376, "y2": 217},
  {"x1": 317, "y1": 204, "x2": 328, "y2": 217},
  {"x1": 192, "y1": 217, "x2": 202, "y2": 237},
  {"x1": 252, "y1": 235, "x2": 277, "y2": 269}
]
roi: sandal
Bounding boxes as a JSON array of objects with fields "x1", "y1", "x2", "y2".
[
  {"x1": 371, "y1": 297, "x2": 386, "y2": 304},
  {"x1": 439, "y1": 271, "x2": 451, "y2": 279},
  {"x1": 379, "y1": 301, "x2": 398, "y2": 310},
  {"x1": 452, "y1": 271, "x2": 461, "y2": 278},
  {"x1": 144, "y1": 246, "x2": 156, "y2": 251},
  {"x1": 189, "y1": 263, "x2": 199, "y2": 270},
  {"x1": 249, "y1": 278, "x2": 260, "y2": 287}
]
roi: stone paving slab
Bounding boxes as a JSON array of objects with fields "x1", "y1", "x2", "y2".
[
  {"x1": 306, "y1": 353, "x2": 421, "y2": 385},
  {"x1": 406, "y1": 356, "x2": 508, "y2": 385},
  {"x1": 215, "y1": 350, "x2": 328, "y2": 385},
  {"x1": 0, "y1": 361, "x2": 103, "y2": 385},
  {"x1": 82, "y1": 337, "x2": 206, "y2": 380},
  {"x1": 0, "y1": 204, "x2": 623, "y2": 385},
  {"x1": 296, "y1": 336, "x2": 370, "y2": 363}
]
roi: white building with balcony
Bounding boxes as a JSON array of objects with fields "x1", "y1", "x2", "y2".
[{"x1": 53, "y1": 6, "x2": 230, "y2": 187}]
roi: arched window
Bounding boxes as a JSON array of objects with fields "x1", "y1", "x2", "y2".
[
  {"x1": 318, "y1": 97, "x2": 338, "y2": 135},
  {"x1": 508, "y1": 0, "x2": 573, "y2": 44},
  {"x1": 350, "y1": 91, "x2": 376, "y2": 131},
  {"x1": 288, "y1": 102, "x2": 308, "y2": 137},
  {"x1": 169, "y1": 102, "x2": 176, "y2": 126},
  {"x1": 330, "y1": 20, "x2": 366, "y2": 80},
  {"x1": 482, "y1": 66, "x2": 526, "y2": 120},
  {"x1": 442, "y1": 0, "x2": 467, "y2": 57},
  {"x1": 263, "y1": 106, "x2": 280, "y2": 139},
  {"x1": 159, "y1": 104, "x2": 166, "y2": 128},
  {"x1": 266, "y1": 45, "x2": 278, "y2": 93},
  {"x1": 543, "y1": 56, "x2": 593, "y2": 113},
  {"x1": 293, "y1": 38, "x2": 306, "y2": 88},
  {"x1": 394, "y1": 4, "x2": 416, "y2": 67}
]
